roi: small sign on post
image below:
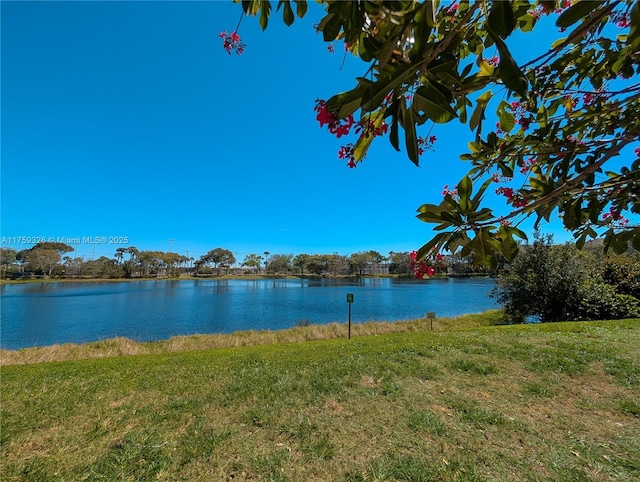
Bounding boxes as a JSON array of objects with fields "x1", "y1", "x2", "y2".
[
  {"x1": 346, "y1": 293, "x2": 354, "y2": 339},
  {"x1": 426, "y1": 312, "x2": 436, "y2": 331}
]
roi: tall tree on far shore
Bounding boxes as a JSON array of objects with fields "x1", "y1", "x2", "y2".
[
  {"x1": 200, "y1": 248, "x2": 236, "y2": 276},
  {"x1": 242, "y1": 253, "x2": 262, "y2": 274},
  {"x1": 293, "y1": 253, "x2": 310, "y2": 276}
]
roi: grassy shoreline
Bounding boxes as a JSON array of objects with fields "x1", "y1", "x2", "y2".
[
  {"x1": 0, "y1": 311, "x2": 504, "y2": 366},
  {"x1": 2, "y1": 317, "x2": 639, "y2": 481}
]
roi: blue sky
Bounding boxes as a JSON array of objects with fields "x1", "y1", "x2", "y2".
[{"x1": 1, "y1": 1, "x2": 633, "y2": 262}]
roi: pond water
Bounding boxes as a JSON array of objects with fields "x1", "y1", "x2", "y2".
[{"x1": 0, "y1": 277, "x2": 498, "y2": 349}]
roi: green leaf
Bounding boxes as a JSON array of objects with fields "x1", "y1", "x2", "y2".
[
  {"x1": 416, "y1": 211, "x2": 443, "y2": 223},
  {"x1": 476, "y1": 55, "x2": 495, "y2": 77},
  {"x1": 469, "y1": 90, "x2": 493, "y2": 133},
  {"x1": 326, "y1": 84, "x2": 367, "y2": 120},
  {"x1": 259, "y1": 0, "x2": 272, "y2": 30},
  {"x1": 536, "y1": 105, "x2": 548, "y2": 129},
  {"x1": 497, "y1": 100, "x2": 516, "y2": 132},
  {"x1": 457, "y1": 176, "x2": 473, "y2": 214},
  {"x1": 282, "y1": 1, "x2": 294, "y2": 26},
  {"x1": 359, "y1": 66, "x2": 416, "y2": 113},
  {"x1": 497, "y1": 225, "x2": 519, "y2": 261},
  {"x1": 319, "y1": 13, "x2": 341, "y2": 41},
  {"x1": 417, "y1": 233, "x2": 449, "y2": 261},
  {"x1": 389, "y1": 99, "x2": 400, "y2": 152},
  {"x1": 471, "y1": 178, "x2": 493, "y2": 210},
  {"x1": 461, "y1": 230, "x2": 501, "y2": 268},
  {"x1": 488, "y1": 0, "x2": 515, "y2": 39},
  {"x1": 556, "y1": 0, "x2": 601, "y2": 29},
  {"x1": 401, "y1": 101, "x2": 419, "y2": 166},
  {"x1": 413, "y1": 86, "x2": 457, "y2": 124},
  {"x1": 492, "y1": 35, "x2": 528, "y2": 98},
  {"x1": 468, "y1": 207, "x2": 494, "y2": 223},
  {"x1": 612, "y1": 231, "x2": 633, "y2": 255},
  {"x1": 518, "y1": 13, "x2": 535, "y2": 32},
  {"x1": 417, "y1": 203, "x2": 444, "y2": 214},
  {"x1": 353, "y1": 110, "x2": 385, "y2": 161},
  {"x1": 409, "y1": 3, "x2": 433, "y2": 59},
  {"x1": 425, "y1": 0, "x2": 438, "y2": 27},
  {"x1": 456, "y1": 96, "x2": 468, "y2": 124},
  {"x1": 441, "y1": 211, "x2": 465, "y2": 226},
  {"x1": 294, "y1": 0, "x2": 307, "y2": 18},
  {"x1": 242, "y1": 0, "x2": 259, "y2": 15}
]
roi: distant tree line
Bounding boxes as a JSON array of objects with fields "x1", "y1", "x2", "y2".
[{"x1": 0, "y1": 243, "x2": 487, "y2": 280}]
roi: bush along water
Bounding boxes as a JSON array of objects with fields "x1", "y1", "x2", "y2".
[{"x1": 491, "y1": 233, "x2": 640, "y2": 323}]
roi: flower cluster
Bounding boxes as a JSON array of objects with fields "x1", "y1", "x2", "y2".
[
  {"x1": 611, "y1": 11, "x2": 631, "y2": 28},
  {"x1": 315, "y1": 99, "x2": 396, "y2": 167},
  {"x1": 634, "y1": 146, "x2": 640, "y2": 158},
  {"x1": 417, "y1": 136, "x2": 437, "y2": 156},
  {"x1": 409, "y1": 251, "x2": 436, "y2": 278},
  {"x1": 442, "y1": 184, "x2": 458, "y2": 198},
  {"x1": 492, "y1": 172, "x2": 513, "y2": 183},
  {"x1": 314, "y1": 100, "x2": 354, "y2": 137},
  {"x1": 496, "y1": 186, "x2": 528, "y2": 208},
  {"x1": 602, "y1": 207, "x2": 630, "y2": 227},
  {"x1": 219, "y1": 31, "x2": 245, "y2": 55},
  {"x1": 338, "y1": 144, "x2": 358, "y2": 168},
  {"x1": 354, "y1": 119, "x2": 389, "y2": 138},
  {"x1": 519, "y1": 157, "x2": 537, "y2": 174},
  {"x1": 509, "y1": 100, "x2": 533, "y2": 131},
  {"x1": 483, "y1": 56, "x2": 499, "y2": 67},
  {"x1": 528, "y1": 0, "x2": 572, "y2": 21},
  {"x1": 529, "y1": 8, "x2": 542, "y2": 20}
]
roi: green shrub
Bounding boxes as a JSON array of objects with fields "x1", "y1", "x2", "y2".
[
  {"x1": 578, "y1": 281, "x2": 640, "y2": 320},
  {"x1": 600, "y1": 255, "x2": 640, "y2": 299},
  {"x1": 491, "y1": 234, "x2": 589, "y2": 323}
]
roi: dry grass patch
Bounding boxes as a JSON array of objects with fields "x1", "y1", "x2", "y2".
[{"x1": 0, "y1": 311, "x2": 503, "y2": 366}]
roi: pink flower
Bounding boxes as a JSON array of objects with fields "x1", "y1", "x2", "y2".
[
  {"x1": 617, "y1": 18, "x2": 630, "y2": 28},
  {"x1": 219, "y1": 30, "x2": 245, "y2": 56},
  {"x1": 442, "y1": 184, "x2": 458, "y2": 198},
  {"x1": 338, "y1": 144, "x2": 361, "y2": 168},
  {"x1": 314, "y1": 100, "x2": 336, "y2": 128},
  {"x1": 327, "y1": 43, "x2": 335, "y2": 54},
  {"x1": 518, "y1": 117, "x2": 531, "y2": 131},
  {"x1": 484, "y1": 56, "x2": 499, "y2": 67},
  {"x1": 496, "y1": 186, "x2": 514, "y2": 199}
]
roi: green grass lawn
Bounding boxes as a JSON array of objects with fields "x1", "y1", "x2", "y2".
[{"x1": 2, "y1": 317, "x2": 639, "y2": 481}]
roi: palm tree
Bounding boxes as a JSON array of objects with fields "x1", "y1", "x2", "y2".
[
  {"x1": 263, "y1": 251, "x2": 270, "y2": 274},
  {"x1": 126, "y1": 246, "x2": 139, "y2": 278},
  {"x1": 114, "y1": 247, "x2": 126, "y2": 265}
]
